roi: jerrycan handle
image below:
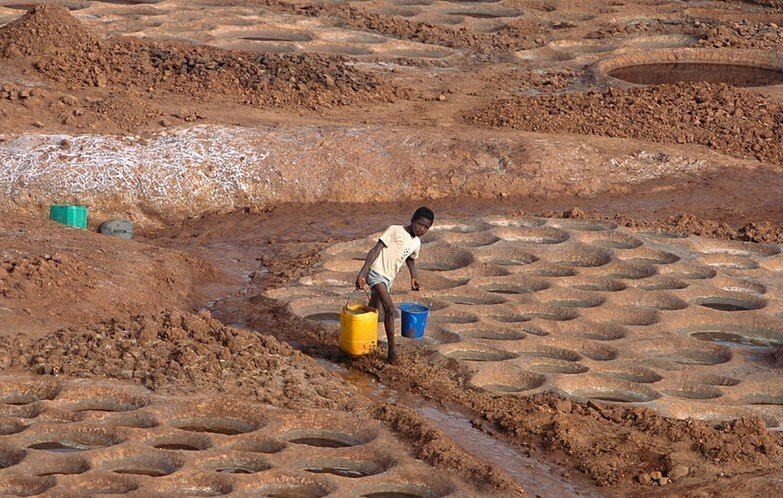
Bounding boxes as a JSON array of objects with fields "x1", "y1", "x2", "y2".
[{"x1": 345, "y1": 288, "x2": 371, "y2": 310}]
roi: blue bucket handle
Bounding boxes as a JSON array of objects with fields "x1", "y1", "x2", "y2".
[{"x1": 401, "y1": 293, "x2": 431, "y2": 311}]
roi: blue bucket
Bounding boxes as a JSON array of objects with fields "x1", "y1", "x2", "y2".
[{"x1": 400, "y1": 302, "x2": 430, "y2": 339}]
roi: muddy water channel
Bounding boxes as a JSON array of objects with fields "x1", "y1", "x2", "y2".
[{"x1": 316, "y1": 359, "x2": 601, "y2": 497}]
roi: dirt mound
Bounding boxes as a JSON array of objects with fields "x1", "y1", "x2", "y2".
[
  {"x1": 469, "y1": 82, "x2": 783, "y2": 165},
  {"x1": 0, "y1": 310, "x2": 360, "y2": 411},
  {"x1": 0, "y1": 4, "x2": 101, "y2": 58},
  {"x1": 0, "y1": 5, "x2": 395, "y2": 110},
  {"x1": 0, "y1": 213, "x2": 217, "y2": 337}
]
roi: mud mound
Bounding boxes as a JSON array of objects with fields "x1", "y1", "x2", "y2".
[
  {"x1": 0, "y1": 214, "x2": 216, "y2": 336},
  {"x1": 1, "y1": 5, "x2": 393, "y2": 109},
  {"x1": 0, "y1": 4, "x2": 100, "y2": 58},
  {"x1": 469, "y1": 82, "x2": 783, "y2": 165},
  {"x1": 0, "y1": 310, "x2": 359, "y2": 411}
]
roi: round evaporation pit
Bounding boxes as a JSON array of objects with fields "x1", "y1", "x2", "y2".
[
  {"x1": 27, "y1": 440, "x2": 111, "y2": 453},
  {"x1": 361, "y1": 483, "x2": 439, "y2": 498},
  {"x1": 174, "y1": 417, "x2": 257, "y2": 435},
  {"x1": 109, "y1": 453, "x2": 179, "y2": 477},
  {"x1": 599, "y1": 367, "x2": 662, "y2": 384},
  {"x1": 444, "y1": 348, "x2": 517, "y2": 362},
  {"x1": 303, "y1": 458, "x2": 383, "y2": 479},
  {"x1": 660, "y1": 385, "x2": 723, "y2": 400},
  {"x1": 569, "y1": 386, "x2": 660, "y2": 403},
  {"x1": 687, "y1": 325, "x2": 782, "y2": 349},
  {"x1": 205, "y1": 454, "x2": 271, "y2": 474},
  {"x1": 459, "y1": 326, "x2": 526, "y2": 341},
  {"x1": 305, "y1": 312, "x2": 341, "y2": 327},
  {"x1": 239, "y1": 31, "x2": 313, "y2": 42},
  {"x1": 472, "y1": 368, "x2": 545, "y2": 393},
  {"x1": 692, "y1": 296, "x2": 764, "y2": 312},
  {"x1": 258, "y1": 483, "x2": 329, "y2": 498},
  {"x1": 607, "y1": 62, "x2": 783, "y2": 87},
  {"x1": 285, "y1": 429, "x2": 364, "y2": 448},
  {"x1": 742, "y1": 393, "x2": 783, "y2": 406}
]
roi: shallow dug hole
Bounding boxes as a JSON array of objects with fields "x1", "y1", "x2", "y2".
[
  {"x1": 561, "y1": 377, "x2": 661, "y2": 403},
  {"x1": 282, "y1": 429, "x2": 368, "y2": 448},
  {"x1": 607, "y1": 62, "x2": 783, "y2": 87},
  {"x1": 173, "y1": 417, "x2": 259, "y2": 435},
  {"x1": 684, "y1": 324, "x2": 783, "y2": 349}
]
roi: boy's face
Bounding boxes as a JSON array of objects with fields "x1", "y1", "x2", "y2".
[{"x1": 411, "y1": 216, "x2": 433, "y2": 237}]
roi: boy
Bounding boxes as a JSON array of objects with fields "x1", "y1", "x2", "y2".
[{"x1": 356, "y1": 207, "x2": 434, "y2": 364}]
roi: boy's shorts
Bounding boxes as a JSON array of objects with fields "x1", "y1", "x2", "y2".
[{"x1": 367, "y1": 269, "x2": 392, "y2": 292}]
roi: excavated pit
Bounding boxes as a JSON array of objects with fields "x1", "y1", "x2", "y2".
[
  {"x1": 598, "y1": 49, "x2": 783, "y2": 88},
  {"x1": 608, "y1": 63, "x2": 783, "y2": 87}
]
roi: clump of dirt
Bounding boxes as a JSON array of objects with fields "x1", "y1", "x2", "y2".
[
  {"x1": 697, "y1": 19, "x2": 783, "y2": 49},
  {"x1": 373, "y1": 403, "x2": 523, "y2": 494},
  {"x1": 0, "y1": 5, "x2": 395, "y2": 110},
  {"x1": 272, "y1": 1, "x2": 547, "y2": 53},
  {"x1": 469, "y1": 82, "x2": 783, "y2": 165},
  {"x1": 0, "y1": 309, "x2": 360, "y2": 411},
  {"x1": 0, "y1": 3, "x2": 100, "y2": 58}
]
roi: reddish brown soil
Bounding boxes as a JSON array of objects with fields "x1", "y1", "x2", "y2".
[
  {"x1": 697, "y1": 19, "x2": 783, "y2": 49},
  {"x1": 0, "y1": 309, "x2": 362, "y2": 411},
  {"x1": 469, "y1": 82, "x2": 783, "y2": 165},
  {"x1": 0, "y1": 5, "x2": 397, "y2": 132},
  {"x1": 0, "y1": 213, "x2": 218, "y2": 338}
]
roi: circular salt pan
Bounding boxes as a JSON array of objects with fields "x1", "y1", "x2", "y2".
[
  {"x1": 597, "y1": 48, "x2": 783, "y2": 88},
  {"x1": 609, "y1": 63, "x2": 783, "y2": 87}
]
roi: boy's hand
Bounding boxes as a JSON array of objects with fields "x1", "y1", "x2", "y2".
[
  {"x1": 356, "y1": 276, "x2": 367, "y2": 290},
  {"x1": 411, "y1": 279, "x2": 420, "y2": 291}
]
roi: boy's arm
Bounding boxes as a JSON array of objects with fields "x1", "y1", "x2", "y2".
[
  {"x1": 406, "y1": 257, "x2": 419, "y2": 291},
  {"x1": 356, "y1": 241, "x2": 385, "y2": 289}
]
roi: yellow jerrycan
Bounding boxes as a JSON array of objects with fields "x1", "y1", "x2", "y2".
[{"x1": 339, "y1": 289, "x2": 379, "y2": 356}]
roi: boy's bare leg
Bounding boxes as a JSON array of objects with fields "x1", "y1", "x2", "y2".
[{"x1": 371, "y1": 283, "x2": 397, "y2": 364}]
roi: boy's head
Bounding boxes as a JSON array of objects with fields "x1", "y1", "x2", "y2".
[{"x1": 411, "y1": 206, "x2": 434, "y2": 237}]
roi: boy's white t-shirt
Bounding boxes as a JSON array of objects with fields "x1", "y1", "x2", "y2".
[{"x1": 370, "y1": 225, "x2": 420, "y2": 281}]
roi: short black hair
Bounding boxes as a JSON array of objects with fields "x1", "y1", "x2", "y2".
[{"x1": 412, "y1": 206, "x2": 434, "y2": 222}]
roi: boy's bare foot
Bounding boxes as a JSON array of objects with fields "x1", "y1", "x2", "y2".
[{"x1": 387, "y1": 348, "x2": 398, "y2": 365}]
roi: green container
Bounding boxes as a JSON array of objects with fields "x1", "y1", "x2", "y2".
[{"x1": 50, "y1": 205, "x2": 88, "y2": 229}]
